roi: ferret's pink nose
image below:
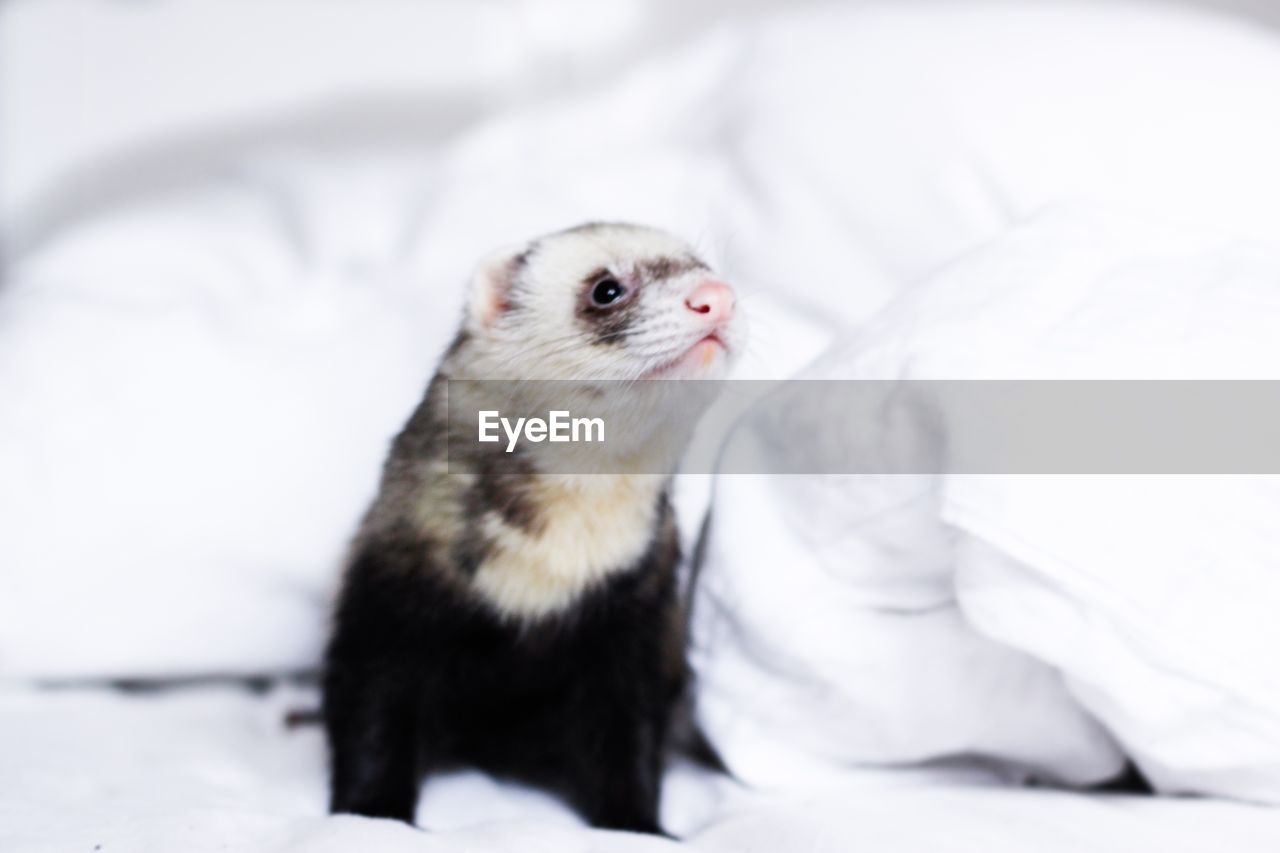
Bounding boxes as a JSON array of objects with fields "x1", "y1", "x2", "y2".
[{"x1": 685, "y1": 280, "x2": 735, "y2": 323}]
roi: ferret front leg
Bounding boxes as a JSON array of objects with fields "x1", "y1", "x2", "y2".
[
  {"x1": 568, "y1": 713, "x2": 665, "y2": 835},
  {"x1": 324, "y1": 662, "x2": 422, "y2": 824}
]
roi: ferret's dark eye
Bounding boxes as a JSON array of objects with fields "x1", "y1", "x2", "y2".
[{"x1": 590, "y1": 278, "x2": 626, "y2": 306}]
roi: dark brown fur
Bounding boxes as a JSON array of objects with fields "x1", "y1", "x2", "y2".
[{"x1": 325, "y1": 368, "x2": 687, "y2": 835}]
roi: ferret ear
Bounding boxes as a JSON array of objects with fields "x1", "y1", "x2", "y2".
[{"x1": 466, "y1": 243, "x2": 527, "y2": 331}]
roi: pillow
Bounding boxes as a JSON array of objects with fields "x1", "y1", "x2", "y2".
[
  {"x1": 0, "y1": 0, "x2": 713, "y2": 242},
  {"x1": 720, "y1": 0, "x2": 1280, "y2": 314},
  {"x1": 0, "y1": 158, "x2": 456, "y2": 677},
  {"x1": 929, "y1": 212, "x2": 1280, "y2": 803},
  {"x1": 693, "y1": 204, "x2": 1280, "y2": 802},
  {"x1": 690, "y1": 471, "x2": 1125, "y2": 789}
]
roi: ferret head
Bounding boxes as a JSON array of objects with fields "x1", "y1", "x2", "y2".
[{"x1": 459, "y1": 223, "x2": 741, "y2": 380}]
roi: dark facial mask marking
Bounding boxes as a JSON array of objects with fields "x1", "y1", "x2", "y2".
[
  {"x1": 636, "y1": 256, "x2": 708, "y2": 281},
  {"x1": 577, "y1": 267, "x2": 639, "y2": 345},
  {"x1": 575, "y1": 255, "x2": 708, "y2": 346}
]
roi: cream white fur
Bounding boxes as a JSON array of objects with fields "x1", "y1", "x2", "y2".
[{"x1": 470, "y1": 474, "x2": 666, "y2": 618}]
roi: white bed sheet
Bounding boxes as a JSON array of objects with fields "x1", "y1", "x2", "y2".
[{"x1": 1, "y1": 684, "x2": 1277, "y2": 853}]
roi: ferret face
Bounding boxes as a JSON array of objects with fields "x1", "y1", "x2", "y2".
[{"x1": 463, "y1": 223, "x2": 741, "y2": 381}]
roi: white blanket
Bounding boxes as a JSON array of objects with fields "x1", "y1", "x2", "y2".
[
  {"x1": 694, "y1": 206, "x2": 1280, "y2": 804},
  {"x1": 3, "y1": 684, "x2": 1278, "y2": 853}
]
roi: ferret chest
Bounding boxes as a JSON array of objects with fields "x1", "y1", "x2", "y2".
[{"x1": 468, "y1": 475, "x2": 664, "y2": 620}]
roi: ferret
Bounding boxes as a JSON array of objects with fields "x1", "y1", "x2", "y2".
[{"x1": 323, "y1": 223, "x2": 740, "y2": 834}]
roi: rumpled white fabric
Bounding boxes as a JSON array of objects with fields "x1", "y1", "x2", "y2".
[
  {"x1": 6, "y1": 0, "x2": 1280, "y2": 680},
  {"x1": 4, "y1": 0, "x2": 1280, "y2": 846},
  {"x1": 694, "y1": 205, "x2": 1280, "y2": 802},
  {"x1": 3, "y1": 683, "x2": 1280, "y2": 853},
  {"x1": 931, "y1": 214, "x2": 1280, "y2": 804}
]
